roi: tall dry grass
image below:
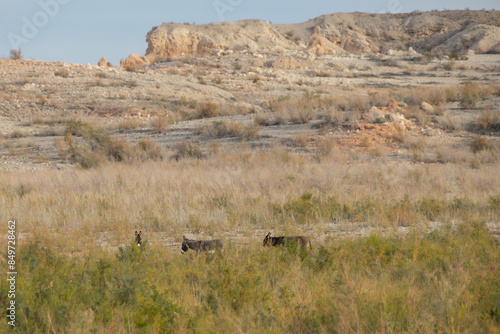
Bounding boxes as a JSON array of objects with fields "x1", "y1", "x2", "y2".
[
  {"x1": 0, "y1": 147, "x2": 499, "y2": 249},
  {"x1": 0, "y1": 146, "x2": 499, "y2": 332}
]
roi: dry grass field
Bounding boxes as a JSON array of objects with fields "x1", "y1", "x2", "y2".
[{"x1": 0, "y1": 39, "x2": 500, "y2": 332}]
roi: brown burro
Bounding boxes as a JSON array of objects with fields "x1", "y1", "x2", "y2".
[
  {"x1": 263, "y1": 232, "x2": 312, "y2": 249},
  {"x1": 181, "y1": 236, "x2": 223, "y2": 254}
]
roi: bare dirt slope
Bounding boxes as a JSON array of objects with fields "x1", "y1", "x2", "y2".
[{"x1": 1, "y1": 52, "x2": 499, "y2": 171}]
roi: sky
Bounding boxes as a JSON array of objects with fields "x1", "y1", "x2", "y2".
[{"x1": 1, "y1": 0, "x2": 498, "y2": 65}]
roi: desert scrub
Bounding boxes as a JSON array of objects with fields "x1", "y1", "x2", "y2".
[
  {"x1": 9, "y1": 48, "x2": 23, "y2": 60},
  {"x1": 1, "y1": 223, "x2": 498, "y2": 333},
  {"x1": 202, "y1": 120, "x2": 260, "y2": 139},
  {"x1": 173, "y1": 141, "x2": 204, "y2": 160},
  {"x1": 470, "y1": 136, "x2": 490, "y2": 153},
  {"x1": 64, "y1": 120, "x2": 163, "y2": 167},
  {"x1": 477, "y1": 108, "x2": 500, "y2": 131},
  {"x1": 267, "y1": 92, "x2": 319, "y2": 124},
  {"x1": 198, "y1": 101, "x2": 219, "y2": 118},
  {"x1": 150, "y1": 115, "x2": 171, "y2": 133}
]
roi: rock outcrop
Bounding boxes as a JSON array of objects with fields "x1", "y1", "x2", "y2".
[
  {"x1": 97, "y1": 57, "x2": 113, "y2": 67},
  {"x1": 145, "y1": 19, "x2": 297, "y2": 58},
  {"x1": 120, "y1": 54, "x2": 150, "y2": 68},
  {"x1": 144, "y1": 10, "x2": 500, "y2": 59}
]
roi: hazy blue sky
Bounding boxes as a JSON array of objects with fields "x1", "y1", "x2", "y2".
[{"x1": 1, "y1": 0, "x2": 498, "y2": 64}]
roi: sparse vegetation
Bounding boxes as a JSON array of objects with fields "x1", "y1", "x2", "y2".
[
  {"x1": 118, "y1": 118, "x2": 140, "y2": 130},
  {"x1": 9, "y1": 48, "x2": 23, "y2": 60},
  {"x1": 150, "y1": 115, "x2": 171, "y2": 133},
  {"x1": 477, "y1": 108, "x2": 500, "y2": 131},
  {"x1": 55, "y1": 68, "x2": 70, "y2": 78},
  {"x1": 199, "y1": 101, "x2": 219, "y2": 118},
  {"x1": 470, "y1": 136, "x2": 490, "y2": 153},
  {"x1": 173, "y1": 141, "x2": 204, "y2": 160},
  {"x1": 62, "y1": 120, "x2": 163, "y2": 167},
  {"x1": 203, "y1": 120, "x2": 260, "y2": 139}
]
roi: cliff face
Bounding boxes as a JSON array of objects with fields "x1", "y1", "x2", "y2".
[
  {"x1": 145, "y1": 10, "x2": 500, "y2": 59},
  {"x1": 145, "y1": 19, "x2": 298, "y2": 58}
]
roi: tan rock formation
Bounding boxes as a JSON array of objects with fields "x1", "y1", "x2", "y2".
[
  {"x1": 146, "y1": 19, "x2": 297, "y2": 59},
  {"x1": 121, "y1": 54, "x2": 150, "y2": 68},
  {"x1": 97, "y1": 57, "x2": 108, "y2": 67},
  {"x1": 306, "y1": 26, "x2": 342, "y2": 55},
  {"x1": 143, "y1": 10, "x2": 500, "y2": 59}
]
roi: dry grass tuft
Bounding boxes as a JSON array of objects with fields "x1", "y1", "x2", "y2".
[
  {"x1": 203, "y1": 120, "x2": 260, "y2": 139},
  {"x1": 118, "y1": 118, "x2": 140, "y2": 131},
  {"x1": 173, "y1": 141, "x2": 204, "y2": 160},
  {"x1": 55, "y1": 68, "x2": 70, "y2": 78},
  {"x1": 150, "y1": 115, "x2": 171, "y2": 133},
  {"x1": 470, "y1": 136, "x2": 490, "y2": 153},
  {"x1": 477, "y1": 108, "x2": 500, "y2": 131},
  {"x1": 199, "y1": 102, "x2": 219, "y2": 118},
  {"x1": 9, "y1": 48, "x2": 23, "y2": 60}
]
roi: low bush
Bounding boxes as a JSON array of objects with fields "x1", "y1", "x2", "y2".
[
  {"x1": 173, "y1": 141, "x2": 204, "y2": 160},
  {"x1": 470, "y1": 136, "x2": 490, "y2": 153},
  {"x1": 203, "y1": 120, "x2": 260, "y2": 139},
  {"x1": 9, "y1": 48, "x2": 23, "y2": 60},
  {"x1": 477, "y1": 108, "x2": 500, "y2": 131},
  {"x1": 199, "y1": 102, "x2": 219, "y2": 118},
  {"x1": 63, "y1": 120, "x2": 163, "y2": 167}
]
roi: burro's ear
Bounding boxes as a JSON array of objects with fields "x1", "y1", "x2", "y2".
[
  {"x1": 183, "y1": 236, "x2": 187, "y2": 242},
  {"x1": 135, "y1": 231, "x2": 138, "y2": 236},
  {"x1": 139, "y1": 231, "x2": 142, "y2": 235}
]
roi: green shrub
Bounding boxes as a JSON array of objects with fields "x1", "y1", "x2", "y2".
[
  {"x1": 64, "y1": 120, "x2": 162, "y2": 167},
  {"x1": 4, "y1": 223, "x2": 498, "y2": 333}
]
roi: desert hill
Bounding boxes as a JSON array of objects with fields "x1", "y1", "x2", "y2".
[{"x1": 144, "y1": 10, "x2": 500, "y2": 60}]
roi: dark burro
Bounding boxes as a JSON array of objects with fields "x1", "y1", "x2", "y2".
[
  {"x1": 181, "y1": 236, "x2": 223, "y2": 254},
  {"x1": 263, "y1": 232, "x2": 311, "y2": 249},
  {"x1": 135, "y1": 230, "x2": 142, "y2": 247}
]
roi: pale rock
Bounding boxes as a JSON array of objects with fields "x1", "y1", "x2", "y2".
[
  {"x1": 408, "y1": 47, "x2": 419, "y2": 55},
  {"x1": 420, "y1": 101, "x2": 434, "y2": 113},
  {"x1": 146, "y1": 19, "x2": 297, "y2": 58},
  {"x1": 363, "y1": 107, "x2": 384, "y2": 122},
  {"x1": 389, "y1": 113, "x2": 405, "y2": 122},
  {"x1": 97, "y1": 57, "x2": 107, "y2": 67},
  {"x1": 121, "y1": 54, "x2": 150, "y2": 68}
]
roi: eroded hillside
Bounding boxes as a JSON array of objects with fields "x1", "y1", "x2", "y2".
[{"x1": 144, "y1": 10, "x2": 500, "y2": 61}]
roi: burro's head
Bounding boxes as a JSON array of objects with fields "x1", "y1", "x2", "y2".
[
  {"x1": 135, "y1": 231, "x2": 142, "y2": 247},
  {"x1": 181, "y1": 236, "x2": 189, "y2": 254},
  {"x1": 263, "y1": 232, "x2": 272, "y2": 247}
]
